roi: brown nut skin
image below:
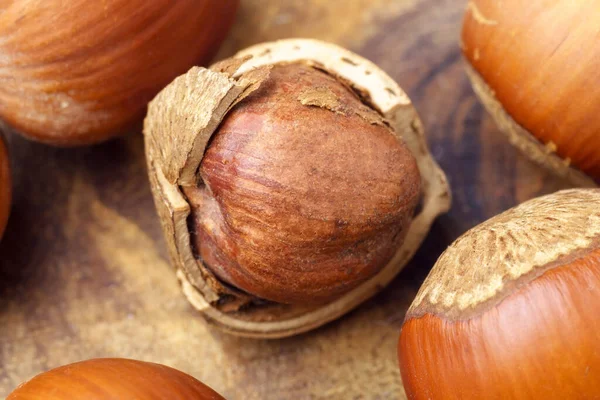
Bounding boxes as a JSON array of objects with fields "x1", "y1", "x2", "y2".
[
  {"x1": 0, "y1": 0, "x2": 238, "y2": 146},
  {"x1": 398, "y1": 189, "x2": 600, "y2": 400},
  {"x1": 7, "y1": 358, "x2": 226, "y2": 400},
  {"x1": 462, "y1": 0, "x2": 600, "y2": 181},
  {"x1": 0, "y1": 134, "x2": 10, "y2": 239},
  {"x1": 183, "y1": 63, "x2": 421, "y2": 305}
]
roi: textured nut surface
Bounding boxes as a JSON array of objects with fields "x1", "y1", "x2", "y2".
[
  {"x1": 462, "y1": 0, "x2": 600, "y2": 181},
  {"x1": 184, "y1": 63, "x2": 421, "y2": 304},
  {"x1": 409, "y1": 188, "x2": 600, "y2": 319},
  {"x1": 401, "y1": 249, "x2": 600, "y2": 399},
  {"x1": 0, "y1": 0, "x2": 238, "y2": 145}
]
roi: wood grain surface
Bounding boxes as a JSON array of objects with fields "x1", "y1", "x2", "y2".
[{"x1": 0, "y1": 0, "x2": 573, "y2": 399}]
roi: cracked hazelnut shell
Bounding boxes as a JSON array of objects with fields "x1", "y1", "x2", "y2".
[
  {"x1": 7, "y1": 358, "x2": 226, "y2": 400},
  {"x1": 399, "y1": 188, "x2": 600, "y2": 399},
  {"x1": 0, "y1": 134, "x2": 10, "y2": 240},
  {"x1": 462, "y1": 0, "x2": 600, "y2": 187},
  {"x1": 0, "y1": 0, "x2": 238, "y2": 146},
  {"x1": 144, "y1": 39, "x2": 451, "y2": 338}
]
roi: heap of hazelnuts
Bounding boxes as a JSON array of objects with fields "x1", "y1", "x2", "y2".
[{"x1": 2, "y1": 0, "x2": 599, "y2": 399}]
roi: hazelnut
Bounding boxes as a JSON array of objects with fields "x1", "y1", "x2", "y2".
[
  {"x1": 0, "y1": 134, "x2": 10, "y2": 240},
  {"x1": 145, "y1": 39, "x2": 450, "y2": 338},
  {"x1": 0, "y1": 0, "x2": 238, "y2": 146},
  {"x1": 462, "y1": 0, "x2": 600, "y2": 186},
  {"x1": 182, "y1": 62, "x2": 421, "y2": 305},
  {"x1": 399, "y1": 188, "x2": 600, "y2": 399},
  {"x1": 7, "y1": 358, "x2": 226, "y2": 399}
]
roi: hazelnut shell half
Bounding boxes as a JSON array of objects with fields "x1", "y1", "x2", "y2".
[{"x1": 144, "y1": 39, "x2": 451, "y2": 338}]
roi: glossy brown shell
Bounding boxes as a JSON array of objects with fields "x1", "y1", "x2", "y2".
[
  {"x1": 0, "y1": 0, "x2": 238, "y2": 146},
  {"x1": 462, "y1": 0, "x2": 600, "y2": 186},
  {"x1": 400, "y1": 188, "x2": 600, "y2": 399},
  {"x1": 144, "y1": 39, "x2": 451, "y2": 338},
  {"x1": 7, "y1": 358, "x2": 225, "y2": 400}
]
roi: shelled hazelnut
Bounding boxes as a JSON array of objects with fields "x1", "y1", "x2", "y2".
[{"x1": 144, "y1": 39, "x2": 450, "y2": 338}]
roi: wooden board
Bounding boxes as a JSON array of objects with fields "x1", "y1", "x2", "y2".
[{"x1": 0, "y1": 0, "x2": 573, "y2": 398}]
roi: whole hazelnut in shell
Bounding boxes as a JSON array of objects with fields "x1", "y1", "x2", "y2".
[
  {"x1": 399, "y1": 188, "x2": 600, "y2": 399},
  {"x1": 462, "y1": 0, "x2": 600, "y2": 187},
  {"x1": 7, "y1": 358, "x2": 226, "y2": 399},
  {"x1": 145, "y1": 39, "x2": 450, "y2": 338},
  {"x1": 0, "y1": 0, "x2": 238, "y2": 146}
]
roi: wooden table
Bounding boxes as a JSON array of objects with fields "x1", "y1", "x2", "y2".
[{"x1": 0, "y1": 0, "x2": 572, "y2": 398}]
